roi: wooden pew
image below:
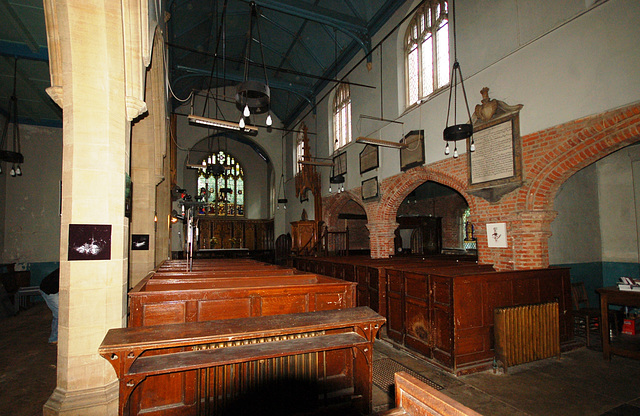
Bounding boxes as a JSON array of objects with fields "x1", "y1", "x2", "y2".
[
  {"x1": 100, "y1": 307, "x2": 386, "y2": 416},
  {"x1": 126, "y1": 262, "x2": 359, "y2": 416},
  {"x1": 377, "y1": 372, "x2": 482, "y2": 416}
]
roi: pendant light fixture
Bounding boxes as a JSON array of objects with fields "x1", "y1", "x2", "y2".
[
  {"x1": 235, "y1": 2, "x2": 272, "y2": 128},
  {"x1": 443, "y1": 0, "x2": 474, "y2": 158},
  {"x1": 0, "y1": 58, "x2": 24, "y2": 176}
]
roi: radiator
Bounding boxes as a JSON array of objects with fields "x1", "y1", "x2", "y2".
[
  {"x1": 493, "y1": 302, "x2": 560, "y2": 373},
  {"x1": 193, "y1": 331, "x2": 341, "y2": 415}
]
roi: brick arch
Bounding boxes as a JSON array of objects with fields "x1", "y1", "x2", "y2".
[
  {"x1": 322, "y1": 190, "x2": 367, "y2": 229},
  {"x1": 517, "y1": 103, "x2": 640, "y2": 212},
  {"x1": 373, "y1": 163, "x2": 472, "y2": 225}
]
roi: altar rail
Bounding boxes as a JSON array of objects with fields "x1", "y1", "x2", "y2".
[{"x1": 100, "y1": 307, "x2": 385, "y2": 416}]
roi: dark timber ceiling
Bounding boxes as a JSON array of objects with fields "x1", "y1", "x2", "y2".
[{"x1": 0, "y1": 0, "x2": 408, "y2": 129}]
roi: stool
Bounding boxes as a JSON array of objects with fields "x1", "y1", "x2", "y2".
[{"x1": 13, "y1": 286, "x2": 41, "y2": 315}]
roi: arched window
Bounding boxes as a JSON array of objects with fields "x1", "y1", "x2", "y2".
[
  {"x1": 295, "y1": 127, "x2": 305, "y2": 174},
  {"x1": 196, "y1": 151, "x2": 244, "y2": 216},
  {"x1": 405, "y1": 0, "x2": 449, "y2": 107},
  {"x1": 333, "y1": 81, "x2": 352, "y2": 151}
]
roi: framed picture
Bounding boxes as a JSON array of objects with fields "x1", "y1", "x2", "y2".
[
  {"x1": 333, "y1": 151, "x2": 347, "y2": 176},
  {"x1": 132, "y1": 234, "x2": 150, "y2": 250},
  {"x1": 361, "y1": 177, "x2": 379, "y2": 201},
  {"x1": 486, "y1": 222, "x2": 508, "y2": 248},
  {"x1": 400, "y1": 130, "x2": 424, "y2": 171},
  {"x1": 68, "y1": 224, "x2": 112, "y2": 261},
  {"x1": 359, "y1": 144, "x2": 378, "y2": 174}
]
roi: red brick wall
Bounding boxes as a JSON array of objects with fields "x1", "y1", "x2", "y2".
[{"x1": 323, "y1": 103, "x2": 640, "y2": 268}]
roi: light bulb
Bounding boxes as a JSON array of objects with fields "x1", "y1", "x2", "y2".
[
  {"x1": 10, "y1": 165, "x2": 16, "y2": 177},
  {"x1": 277, "y1": 205, "x2": 280, "y2": 210},
  {"x1": 470, "y1": 139, "x2": 475, "y2": 152},
  {"x1": 342, "y1": 184, "x2": 345, "y2": 192},
  {"x1": 283, "y1": 204, "x2": 287, "y2": 210},
  {"x1": 243, "y1": 105, "x2": 250, "y2": 117},
  {"x1": 16, "y1": 165, "x2": 21, "y2": 176},
  {"x1": 266, "y1": 113, "x2": 272, "y2": 126},
  {"x1": 329, "y1": 185, "x2": 332, "y2": 193},
  {"x1": 239, "y1": 117, "x2": 245, "y2": 129},
  {"x1": 444, "y1": 142, "x2": 450, "y2": 155},
  {"x1": 453, "y1": 146, "x2": 458, "y2": 158},
  {"x1": 207, "y1": 156, "x2": 212, "y2": 164}
]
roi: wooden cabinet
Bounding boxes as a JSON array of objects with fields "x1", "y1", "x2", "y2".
[{"x1": 386, "y1": 266, "x2": 571, "y2": 374}]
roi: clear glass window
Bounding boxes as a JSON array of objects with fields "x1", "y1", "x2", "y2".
[{"x1": 405, "y1": 0, "x2": 449, "y2": 107}]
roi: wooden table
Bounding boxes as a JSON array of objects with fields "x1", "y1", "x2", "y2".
[{"x1": 597, "y1": 287, "x2": 640, "y2": 360}]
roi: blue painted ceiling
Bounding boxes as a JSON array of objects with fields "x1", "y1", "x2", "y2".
[{"x1": 0, "y1": 0, "x2": 409, "y2": 129}]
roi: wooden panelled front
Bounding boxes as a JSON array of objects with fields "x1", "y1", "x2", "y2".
[
  {"x1": 197, "y1": 218, "x2": 273, "y2": 250},
  {"x1": 127, "y1": 264, "x2": 357, "y2": 416},
  {"x1": 291, "y1": 256, "x2": 571, "y2": 375}
]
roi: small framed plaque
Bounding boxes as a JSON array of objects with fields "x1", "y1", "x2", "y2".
[
  {"x1": 359, "y1": 144, "x2": 378, "y2": 174},
  {"x1": 361, "y1": 177, "x2": 379, "y2": 201},
  {"x1": 132, "y1": 234, "x2": 150, "y2": 250},
  {"x1": 333, "y1": 151, "x2": 347, "y2": 176},
  {"x1": 400, "y1": 130, "x2": 424, "y2": 171}
]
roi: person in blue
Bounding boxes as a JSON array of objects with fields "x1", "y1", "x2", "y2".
[{"x1": 39, "y1": 268, "x2": 59, "y2": 344}]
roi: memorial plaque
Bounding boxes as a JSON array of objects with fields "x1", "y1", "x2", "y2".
[
  {"x1": 361, "y1": 177, "x2": 379, "y2": 201},
  {"x1": 400, "y1": 130, "x2": 424, "y2": 171},
  {"x1": 359, "y1": 144, "x2": 378, "y2": 174},
  {"x1": 470, "y1": 120, "x2": 514, "y2": 184},
  {"x1": 333, "y1": 151, "x2": 347, "y2": 176}
]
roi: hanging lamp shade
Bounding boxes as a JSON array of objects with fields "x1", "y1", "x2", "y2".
[
  {"x1": 235, "y1": 80, "x2": 270, "y2": 114},
  {"x1": 442, "y1": 1, "x2": 474, "y2": 158}
]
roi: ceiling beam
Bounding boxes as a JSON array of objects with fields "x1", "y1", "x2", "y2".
[
  {"x1": 175, "y1": 64, "x2": 313, "y2": 104},
  {"x1": 0, "y1": 41, "x2": 49, "y2": 62},
  {"x1": 0, "y1": 0, "x2": 40, "y2": 53},
  {"x1": 1, "y1": 56, "x2": 61, "y2": 122},
  {"x1": 251, "y1": 0, "x2": 371, "y2": 60}
]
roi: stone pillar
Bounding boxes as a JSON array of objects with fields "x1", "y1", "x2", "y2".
[
  {"x1": 43, "y1": 1, "x2": 130, "y2": 414},
  {"x1": 129, "y1": 100, "x2": 158, "y2": 287},
  {"x1": 367, "y1": 220, "x2": 398, "y2": 259}
]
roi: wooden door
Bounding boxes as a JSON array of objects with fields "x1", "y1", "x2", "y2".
[{"x1": 403, "y1": 271, "x2": 433, "y2": 357}]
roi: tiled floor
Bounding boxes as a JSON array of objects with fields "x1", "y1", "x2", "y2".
[{"x1": 3, "y1": 302, "x2": 640, "y2": 416}]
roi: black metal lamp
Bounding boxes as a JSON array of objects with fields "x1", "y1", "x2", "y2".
[
  {"x1": 443, "y1": 0, "x2": 474, "y2": 158},
  {"x1": 236, "y1": 2, "x2": 272, "y2": 128},
  {"x1": 0, "y1": 58, "x2": 24, "y2": 176}
]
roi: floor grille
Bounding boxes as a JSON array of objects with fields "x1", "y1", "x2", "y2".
[{"x1": 372, "y1": 358, "x2": 444, "y2": 393}]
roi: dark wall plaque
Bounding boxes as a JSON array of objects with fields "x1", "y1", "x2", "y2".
[
  {"x1": 400, "y1": 130, "x2": 424, "y2": 171},
  {"x1": 359, "y1": 144, "x2": 379, "y2": 174}
]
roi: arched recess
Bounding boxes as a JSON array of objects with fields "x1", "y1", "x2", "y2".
[
  {"x1": 517, "y1": 103, "x2": 640, "y2": 213},
  {"x1": 324, "y1": 191, "x2": 369, "y2": 254},
  {"x1": 395, "y1": 180, "x2": 471, "y2": 256},
  {"x1": 473, "y1": 102, "x2": 640, "y2": 271},
  {"x1": 364, "y1": 165, "x2": 471, "y2": 258}
]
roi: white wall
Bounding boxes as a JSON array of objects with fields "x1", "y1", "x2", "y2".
[
  {"x1": 287, "y1": 0, "x2": 640, "y2": 213},
  {"x1": 598, "y1": 145, "x2": 640, "y2": 264},
  {"x1": 2, "y1": 124, "x2": 62, "y2": 263},
  {"x1": 549, "y1": 164, "x2": 601, "y2": 265}
]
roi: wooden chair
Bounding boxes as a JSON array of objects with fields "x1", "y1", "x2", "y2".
[{"x1": 571, "y1": 282, "x2": 617, "y2": 347}]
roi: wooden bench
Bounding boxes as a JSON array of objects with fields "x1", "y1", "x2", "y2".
[
  {"x1": 377, "y1": 372, "x2": 482, "y2": 416},
  {"x1": 100, "y1": 306, "x2": 385, "y2": 416}
]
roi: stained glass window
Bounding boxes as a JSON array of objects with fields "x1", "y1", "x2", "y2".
[
  {"x1": 406, "y1": 0, "x2": 449, "y2": 107},
  {"x1": 196, "y1": 151, "x2": 244, "y2": 216}
]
